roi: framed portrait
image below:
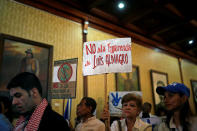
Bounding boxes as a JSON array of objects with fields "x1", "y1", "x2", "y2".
[
  {"x1": 190, "y1": 80, "x2": 197, "y2": 113},
  {"x1": 150, "y1": 70, "x2": 168, "y2": 115},
  {"x1": 116, "y1": 65, "x2": 140, "y2": 91},
  {"x1": 0, "y1": 34, "x2": 53, "y2": 99}
]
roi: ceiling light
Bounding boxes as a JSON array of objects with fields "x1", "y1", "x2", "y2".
[
  {"x1": 189, "y1": 40, "x2": 193, "y2": 45},
  {"x1": 84, "y1": 21, "x2": 89, "y2": 25},
  {"x1": 118, "y1": 2, "x2": 125, "y2": 9}
]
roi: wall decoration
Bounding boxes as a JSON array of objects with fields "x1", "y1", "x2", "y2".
[
  {"x1": 116, "y1": 65, "x2": 140, "y2": 91},
  {"x1": 52, "y1": 58, "x2": 78, "y2": 99},
  {"x1": 150, "y1": 70, "x2": 168, "y2": 115},
  {"x1": 0, "y1": 34, "x2": 53, "y2": 99},
  {"x1": 190, "y1": 80, "x2": 197, "y2": 113}
]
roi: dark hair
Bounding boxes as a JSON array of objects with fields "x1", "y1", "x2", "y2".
[
  {"x1": 143, "y1": 102, "x2": 152, "y2": 112},
  {"x1": 82, "y1": 97, "x2": 97, "y2": 114},
  {"x1": 143, "y1": 102, "x2": 152, "y2": 108},
  {"x1": 121, "y1": 93, "x2": 142, "y2": 110},
  {"x1": 7, "y1": 72, "x2": 42, "y2": 96},
  {"x1": 0, "y1": 96, "x2": 13, "y2": 122},
  {"x1": 165, "y1": 94, "x2": 192, "y2": 131}
]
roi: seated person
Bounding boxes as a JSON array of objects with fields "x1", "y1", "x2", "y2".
[{"x1": 75, "y1": 97, "x2": 105, "y2": 131}]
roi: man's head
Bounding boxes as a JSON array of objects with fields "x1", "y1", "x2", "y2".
[
  {"x1": 76, "y1": 97, "x2": 96, "y2": 118},
  {"x1": 25, "y1": 48, "x2": 33, "y2": 58},
  {"x1": 142, "y1": 102, "x2": 152, "y2": 114},
  {"x1": 7, "y1": 72, "x2": 42, "y2": 115}
]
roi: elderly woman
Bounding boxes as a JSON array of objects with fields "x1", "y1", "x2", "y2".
[
  {"x1": 111, "y1": 93, "x2": 152, "y2": 131},
  {"x1": 156, "y1": 82, "x2": 197, "y2": 131}
]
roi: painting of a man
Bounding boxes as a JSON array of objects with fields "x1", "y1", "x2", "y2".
[
  {"x1": 0, "y1": 35, "x2": 52, "y2": 99},
  {"x1": 20, "y1": 48, "x2": 39, "y2": 76}
]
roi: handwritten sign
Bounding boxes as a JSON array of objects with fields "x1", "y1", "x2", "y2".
[
  {"x1": 109, "y1": 91, "x2": 142, "y2": 116},
  {"x1": 83, "y1": 38, "x2": 132, "y2": 76}
]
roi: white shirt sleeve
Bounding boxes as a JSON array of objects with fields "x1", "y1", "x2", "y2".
[{"x1": 111, "y1": 120, "x2": 118, "y2": 131}]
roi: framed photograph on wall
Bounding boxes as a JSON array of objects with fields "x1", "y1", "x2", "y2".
[
  {"x1": 116, "y1": 65, "x2": 140, "y2": 91},
  {"x1": 0, "y1": 34, "x2": 53, "y2": 99},
  {"x1": 190, "y1": 80, "x2": 197, "y2": 113},
  {"x1": 150, "y1": 70, "x2": 168, "y2": 115}
]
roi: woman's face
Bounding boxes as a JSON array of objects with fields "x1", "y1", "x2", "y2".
[
  {"x1": 164, "y1": 91, "x2": 185, "y2": 111},
  {"x1": 122, "y1": 100, "x2": 140, "y2": 118}
]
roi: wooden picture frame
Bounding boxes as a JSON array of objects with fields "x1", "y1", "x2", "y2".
[
  {"x1": 0, "y1": 34, "x2": 53, "y2": 100},
  {"x1": 150, "y1": 70, "x2": 168, "y2": 115},
  {"x1": 116, "y1": 65, "x2": 140, "y2": 91},
  {"x1": 190, "y1": 80, "x2": 197, "y2": 113}
]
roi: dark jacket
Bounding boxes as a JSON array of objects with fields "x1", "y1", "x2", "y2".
[{"x1": 38, "y1": 105, "x2": 70, "y2": 131}]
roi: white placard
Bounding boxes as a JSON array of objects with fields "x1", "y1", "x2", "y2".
[
  {"x1": 83, "y1": 38, "x2": 132, "y2": 76},
  {"x1": 109, "y1": 91, "x2": 142, "y2": 116}
]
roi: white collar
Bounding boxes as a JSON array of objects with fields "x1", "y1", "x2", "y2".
[{"x1": 169, "y1": 117, "x2": 183, "y2": 131}]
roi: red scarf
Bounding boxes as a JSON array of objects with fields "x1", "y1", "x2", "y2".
[{"x1": 14, "y1": 99, "x2": 48, "y2": 131}]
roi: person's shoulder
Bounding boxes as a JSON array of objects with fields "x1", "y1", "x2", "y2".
[
  {"x1": 44, "y1": 105, "x2": 60, "y2": 116},
  {"x1": 39, "y1": 105, "x2": 70, "y2": 130},
  {"x1": 95, "y1": 118, "x2": 105, "y2": 129},
  {"x1": 92, "y1": 117, "x2": 105, "y2": 126},
  {"x1": 111, "y1": 119, "x2": 121, "y2": 124},
  {"x1": 137, "y1": 118, "x2": 152, "y2": 130},
  {"x1": 154, "y1": 122, "x2": 168, "y2": 131},
  {"x1": 138, "y1": 117, "x2": 149, "y2": 125},
  {"x1": 41, "y1": 105, "x2": 68, "y2": 124},
  {"x1": 150, "y1": 114, "x2": 158, "y2": 118},
  {"x1": 111, "y1": 118, "x2": 125, "y2": 128},
  {"x1": 111, "y1": 119, "x2": 119, "y2": 127}
]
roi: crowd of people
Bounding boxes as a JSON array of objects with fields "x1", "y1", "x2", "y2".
[{"x1": 0, "y1": 72, "x2": 197, "y2": 131}]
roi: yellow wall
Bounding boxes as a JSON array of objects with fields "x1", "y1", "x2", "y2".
[
  {"x1": 182, "y1": 60, "x2": 197, "y2": 113},
  {"x1": 1, "y1": 0, "x2": 197, "y2": 126}
]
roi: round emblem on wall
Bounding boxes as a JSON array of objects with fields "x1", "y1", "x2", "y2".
[{"x1": 58, "y1": 63, "x2": 73, "y2": 83}]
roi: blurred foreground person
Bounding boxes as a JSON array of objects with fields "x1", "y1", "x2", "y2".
[
  {"x1": 111, "y1": 93, "x2": 152, "y2": 131},
  {"x1": 0, "y1": 96, "x2": 13, "y2": 131},
  {"x1": 7, "y1": 72, "x2": 70, "y2": 131},
  {"x1": 75, "y1": 97, "x2": 105, "y2": 131},
  {"x1": 156, "y1": 82, "x2": 197, "y2": 131}
]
